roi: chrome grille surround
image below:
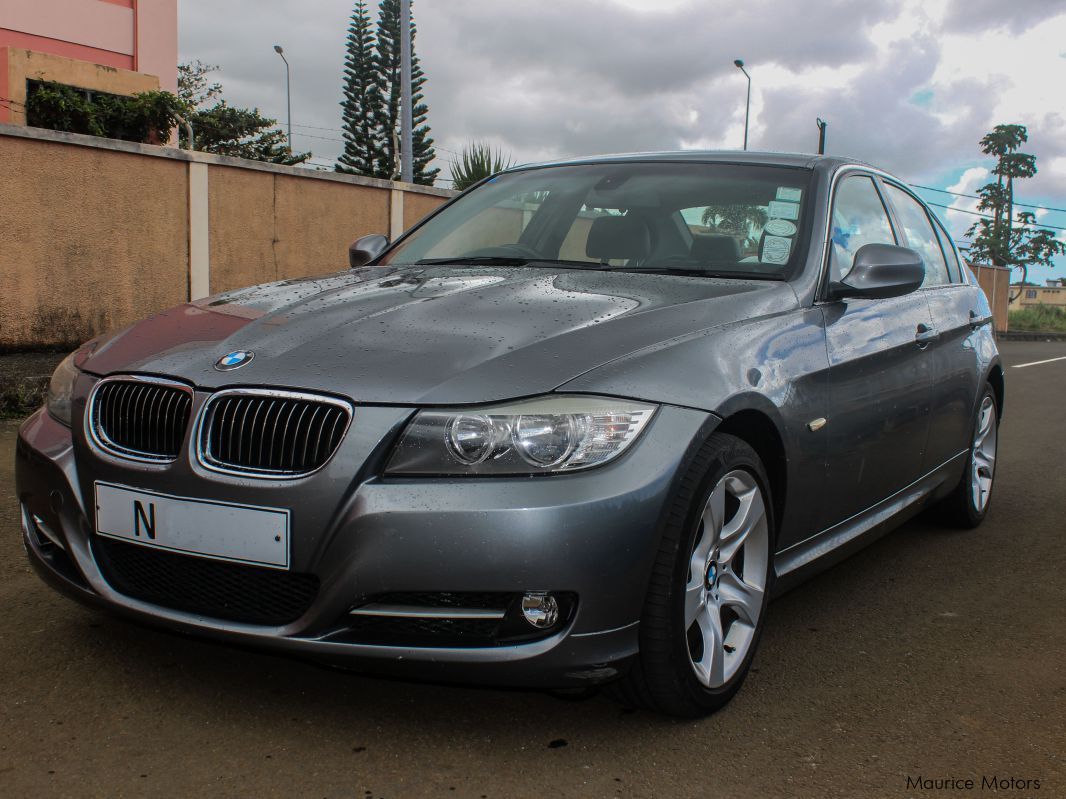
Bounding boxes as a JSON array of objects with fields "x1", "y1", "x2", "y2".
[
  {"x1": 195, "y1": 388, "x2": 353, "y2": 478},
  {"x1": 87, "y1": 376, "x2": 194, "y2": 463}
]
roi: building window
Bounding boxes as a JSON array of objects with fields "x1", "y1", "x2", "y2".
[{"x1": 1025, "y1": 290, "x2": 1038, "y2": 299}]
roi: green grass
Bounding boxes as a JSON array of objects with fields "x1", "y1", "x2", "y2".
[
  {"x1": 1009, "y1": 304, "x2": 1066, "y2": 333},
  {"x1": 0, "y1": 376, "x2": 47, "y2": 419}
]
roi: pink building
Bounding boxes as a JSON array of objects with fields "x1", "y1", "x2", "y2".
[{"x1": 0, "y1": 0, "x2": 177, "y2": 125}]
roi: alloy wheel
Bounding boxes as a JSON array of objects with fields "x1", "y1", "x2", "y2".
[
  {"x1": 685, "y1": 469, "x2": 769, "y2": 688},
  {"x1": 971, "y1": 395, "x2": 998, "y2": 513}
]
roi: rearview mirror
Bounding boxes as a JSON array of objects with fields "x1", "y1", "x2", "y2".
[
  {"x1": 349, "y1": 234, "x2": 390, "y2": 268},
  {"x1": 828, "y1": 243, "x2": 924, "y2": 300}
]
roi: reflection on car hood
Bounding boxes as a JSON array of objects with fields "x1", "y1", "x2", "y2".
[{"x1": 80, "y1": 265, "x2": 797, "y2": 404}]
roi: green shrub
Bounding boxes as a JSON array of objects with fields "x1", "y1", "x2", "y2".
[
  {"x1": 25, "y1": 81, "x2": 178, "y2": 144},
  {"x1": 1008, "y1": 304, "x2": 1066, "y2": 333},
  {"x1": 449, "y1": 142, "x2": 514, "y2": 191}
]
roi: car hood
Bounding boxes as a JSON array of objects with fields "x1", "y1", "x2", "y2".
[{"x1": 80, "y1": 265, "x2": 797, "y2": 404}]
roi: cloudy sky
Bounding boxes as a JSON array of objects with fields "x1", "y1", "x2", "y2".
[{"x1": 179, "y1": 0, "x2": 1066, "y2": 281}]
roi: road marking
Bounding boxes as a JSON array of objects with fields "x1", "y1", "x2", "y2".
[{"x1": 1012, "y1": 355, "x2": 1066, "y2": 369}]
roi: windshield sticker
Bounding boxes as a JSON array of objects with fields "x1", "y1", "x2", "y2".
[
  {"x1": 762, "y1": 235, "x2": 792, "y2": 264},
  {"x1": 764, "y1": 219, "x2": 797, "y2": 237},
  {"x1": 776, "y1": 187, "x2": 802, "y2": 202},
  {"x1": 767, "y1": 200, "x2": 799, "y2": 220}
]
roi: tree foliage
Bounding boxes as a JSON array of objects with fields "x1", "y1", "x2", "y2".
[
  {"x1": 966, "y1": 124, "x2": 1064, "y2": 292},
  {"x1": 449, "y1": 142, "x2": 513, "y2": 191},
  {"x1": 701, "y1": 205, "x2": 768, "y2": 237},
  {"x1": 337, "y1": 1, "x2": 381, "y2": 175},
  {"x1": 177, "y1": 61, "x2": 310, "y2": 165},
  {"x1": 25, "y1": 81, "x2": 176, "y2": 144},
  {"x1": 337, "y1": 0, "x2": 438, "y2": 184}
]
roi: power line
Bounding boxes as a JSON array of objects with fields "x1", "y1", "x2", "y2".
[
  {"x1": 910, "y1": 183, "x2": 1066, "y2": 215},
  {"x1": 926, "y1": 201, "x2": 1066, "y2": 232}
]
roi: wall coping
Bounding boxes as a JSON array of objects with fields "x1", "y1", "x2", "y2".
[
  {"x1": 0, "y1": 121, "x2": 456, "y2": 197},
  {"x1": 966, "y1": 261, "x2": 1012, "y2": 273}
]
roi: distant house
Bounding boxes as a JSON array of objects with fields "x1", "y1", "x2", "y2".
[
  {"x1": 0, "y1": 1, "x2": 176, "y2": 126},
  {"x1": 1012, "y1": 280, "x2": 1066, "y2": 308}
]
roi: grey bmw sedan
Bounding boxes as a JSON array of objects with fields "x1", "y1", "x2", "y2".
[{"x1": 16, "y1": 152, "x2": 1002, "y2": 717}]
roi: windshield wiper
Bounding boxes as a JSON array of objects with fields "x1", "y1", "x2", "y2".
[
  {"x1": 416, "y1": 256, "x2": 532, "y2": 266},
  {"x1": 416, "y1": 256, "x2": 607, "y2": 269},
  {"x1": 612, "y1": 267, "x2": 785, "y2": 281}
]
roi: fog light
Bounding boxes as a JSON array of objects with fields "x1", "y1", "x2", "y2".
[{"x1": 521, "y1": 592, "x2": 559, "y2": 628}]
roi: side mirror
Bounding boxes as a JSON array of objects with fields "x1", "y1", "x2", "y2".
[
  {"x1": 828, "y1": 243, "x2": 924, "y2": 300},
  {"x1": 349, "y1": 234, "x2": 389, "y2": 268}
]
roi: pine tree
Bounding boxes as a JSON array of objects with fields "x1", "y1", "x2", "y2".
[
  {"x1": 337, "y1": 1, "x2": 380, "y2": 175},
  {"x1": 373, "y1": 0, "x2": 439, "y2": 185}
]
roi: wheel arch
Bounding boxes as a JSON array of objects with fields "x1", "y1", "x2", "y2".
[
  {"x1": 712, "y1": 408, "x2": 787, "y2": 540},
  {"x1": 986, "y1": 361, "x2": 1005, "y2": 420}
]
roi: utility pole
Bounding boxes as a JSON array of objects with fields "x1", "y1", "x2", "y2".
[
  {"x1": 734, "y1": 59, "x2": 751, "y2": 151},
  {"x1": 399, "y1": 0, "x2": 414, "y2": 183},
  {"x1": 273, "y1": 45, "x2": 292, "y2": 153},
  {"x1": 816, "y1": 118, "x2": 827, "y2": 155}
]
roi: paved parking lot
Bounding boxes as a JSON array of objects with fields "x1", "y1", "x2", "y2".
[{"x1": 1, "y1": 341, "x2": 1064, "y2": 799}]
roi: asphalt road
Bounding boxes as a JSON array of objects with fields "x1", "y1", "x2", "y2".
[{"x1": 1, "y1": 341, "x2": 1064, "y2": 799}]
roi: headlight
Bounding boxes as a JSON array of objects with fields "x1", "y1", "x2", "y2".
[
  {"x1": 387, "y1": 395, "x2": 657, "y2": 475},
  {"x1": 46, "y1": 352, "x2": 80, "y2": 427}
]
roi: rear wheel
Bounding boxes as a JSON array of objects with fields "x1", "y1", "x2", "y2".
[
  {"x1": 612, "y1": 433, "x2": 773, "y2": 717},
  {"x1": 935, "y1": 385, "x2": 999, "y2": 528}
]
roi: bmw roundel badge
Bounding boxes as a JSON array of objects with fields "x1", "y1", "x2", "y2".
[{"x1": 215, "y1": 350, "x2": 255, "y2": 371}]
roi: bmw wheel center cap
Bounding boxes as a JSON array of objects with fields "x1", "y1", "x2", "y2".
[{"x1": 215, "y1": 350, "x2": 255, "y2": 371}]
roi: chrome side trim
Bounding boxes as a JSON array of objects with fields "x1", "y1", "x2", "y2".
[
  {"x1": 194, "y1": 387, "x2": 354, "y2": 480},
  {"x1": 348, "y1": 604, "x2": 508, "y2": 620},
  {"x1": 85, "y1": 375, "x2": 194, "y2": 464},
  {"x1": 569, "y1": 619, "x2": 640, "y2": 638}
]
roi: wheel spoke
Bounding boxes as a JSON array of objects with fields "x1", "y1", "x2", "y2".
[
  {"x1": 718, "y1": 571, "x2": 763, "y2": 626},
  {"x1": 699, "y1": 482, "x2": 726, "y2": 556},
  {"x1": 720, "y1": 485, "x2": 765, "y2": 564},
  {"x1": 684, "y1": 583, "x2": 705, "y2": 627},
  {"x1": 694, "y1": 602, "x2": 725, "y2": 687}
]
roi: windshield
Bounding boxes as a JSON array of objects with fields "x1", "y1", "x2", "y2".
[{"x1": 380, "y1": 162, "x2": 813, "y2": 278}]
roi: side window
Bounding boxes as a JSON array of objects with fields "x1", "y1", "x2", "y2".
[
  {"x1": 881, "y1": 184, "x2": 951, "y2": 287},
  {"x1": 828, "y1": 176, "x2": 896, "y2": 283},
  {"x1": 932, "y1": 217, "x2": 963, "y2": 283}
]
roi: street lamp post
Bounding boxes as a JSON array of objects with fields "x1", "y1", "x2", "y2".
[
  {"x1": 273, "y1": 45, "x2": 292, "y2": 153},
  {"x1": 733, "y1": 59, "x2": 751, "y2": 151}
]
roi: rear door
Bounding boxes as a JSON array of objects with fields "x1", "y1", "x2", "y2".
[
  {"x1": 818, "y1": 173, "x2": 935, "y2": 530},
  {"x1": 881, "y1": 181, "x2": 984, "y2": 471}
]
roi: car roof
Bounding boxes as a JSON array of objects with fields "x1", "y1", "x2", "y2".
[{"x1": 507, "y1": 150, "x2": 883, "y2": 175}]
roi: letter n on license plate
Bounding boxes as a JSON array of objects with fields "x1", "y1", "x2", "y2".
[{"x1": 94, "y1": 482, "x2": 290, "y2": 569}]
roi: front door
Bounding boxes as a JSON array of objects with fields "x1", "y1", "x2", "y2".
[{"x1": 817, "y1": 174, "x2": 934, "y2": 530}]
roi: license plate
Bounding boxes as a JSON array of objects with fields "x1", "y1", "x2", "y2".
[{"x1": 94, "y1": 482, "x2": 290, "y2": 569}]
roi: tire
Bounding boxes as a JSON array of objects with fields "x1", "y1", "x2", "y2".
[
  {"x1": 610, "y1": 433, "x2": 774, "y2": 717},
  {"x1": 934, "y1": 384, "x2": 999, "y2": 529}
]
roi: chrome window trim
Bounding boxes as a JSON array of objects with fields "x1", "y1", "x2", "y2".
[
  {"x1": 85, "y1": 375, "x2": 195, "y2": 464},
  {"x1": 194, "y1": 387, "x2": 354, "y2": 480},
  {"x1": 816, "y1": 163, "x2": 963, "y2": 303}
]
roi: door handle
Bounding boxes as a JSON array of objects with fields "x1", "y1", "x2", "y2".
[
  {"x1": 915, "y1": 324, "x2": 939, "y2": 347},
  {"x1": 969, "y1": 310, "x2": 987, "y2": 330}
]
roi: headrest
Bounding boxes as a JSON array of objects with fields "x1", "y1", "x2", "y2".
[
  {"x1": 585, "y1": 215, "x2": 651, "y2": 261},
  {"x1": 690, "y1": 234, "x2": 740, "y2": 263}
]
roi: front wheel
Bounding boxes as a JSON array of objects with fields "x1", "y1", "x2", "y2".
[{"x1": 611, "y1": 433, "x2": 773, "y2": 717}]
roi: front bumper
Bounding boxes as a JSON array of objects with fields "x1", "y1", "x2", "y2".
[{"x1": 15, "y1": 396, "x2": 715, "y2": 688}]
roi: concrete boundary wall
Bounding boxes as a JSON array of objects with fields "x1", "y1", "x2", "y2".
[
  {"x1": 0, "y1": 123, "x2": 453, "y2": 349},
  {"x1": 968, "y1": 263, "x2": 1011, "y2": 333}
]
